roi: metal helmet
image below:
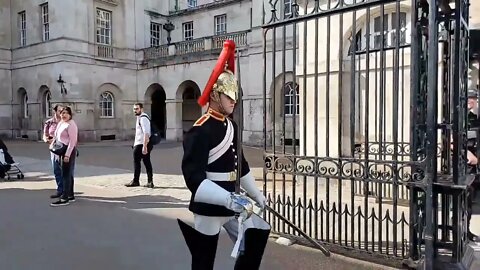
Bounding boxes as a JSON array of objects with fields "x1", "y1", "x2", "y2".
[
  {"x1": 198, "y1": 40, "x2": 237, "y2": 106},
  {"x1": 212, "y1": 69, "x2": 238, "y2": 101}
]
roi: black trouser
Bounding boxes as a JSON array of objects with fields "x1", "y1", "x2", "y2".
[
  {"x1": 133, "y1": 144, "x2": 153, "y2": 183},
  {"x1": 467, "y1": 166, "x2": 477, "y2": 233},
  {"x1": 468, "y1": 185, "x2": 474, "y2": 229},
  {"x1": 60, "y1": 148, "x2": 76, "y2": 200}
]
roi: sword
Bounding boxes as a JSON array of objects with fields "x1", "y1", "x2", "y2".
[
  {"x1": 246, "y1": 192, "x2": 331, "y2": 257},
  {"x1": 229, "y1": 46, "x2": 247, "y2": 259},
  {"x1": 260, "y1": 204, "x2": 331, "y2": 257},
  {"x1": 234, "y1": 47, "x2": 243, "y2": 194}
]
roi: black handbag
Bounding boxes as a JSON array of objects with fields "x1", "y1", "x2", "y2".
[{"x1": 50, "y1": 140, "x2": 68, "y2": 156}]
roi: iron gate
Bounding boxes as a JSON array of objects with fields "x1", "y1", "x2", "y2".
[{"x1": 261, "y1": 0, "x2": 471, "y2": 268}]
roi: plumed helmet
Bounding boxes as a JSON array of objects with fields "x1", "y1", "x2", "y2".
[{"x1": 198, "y1": 40, "x2": 237, "y2": 106}]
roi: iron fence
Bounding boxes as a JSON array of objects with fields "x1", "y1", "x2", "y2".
[{"x1": 261, "y1": 0, "x2": 471, "y2": 268}]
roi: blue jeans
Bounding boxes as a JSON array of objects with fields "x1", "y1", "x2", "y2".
[
  {"x1": 51, "y1": 153, "x2": 63, "y2": 194},
  {"x1": 60, "y1": 149, "x2": 76, "y2": 200}
]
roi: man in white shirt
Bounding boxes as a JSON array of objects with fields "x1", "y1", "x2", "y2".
[{"x1": 125, "y1": 102, "x2": 154, "y2": 188}]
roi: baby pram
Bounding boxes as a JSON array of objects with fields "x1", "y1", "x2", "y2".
[{"x1": 0, "y1": 139, "x2": 24, "y2": 180}]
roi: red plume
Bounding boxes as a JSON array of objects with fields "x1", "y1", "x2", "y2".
[{"x1": 198, "y1": 40, "x2": 236, "y2": 107}]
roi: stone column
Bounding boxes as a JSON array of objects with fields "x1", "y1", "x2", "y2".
[{"x1": 165, "y1": 99, "x2": 183, "y2": 141}]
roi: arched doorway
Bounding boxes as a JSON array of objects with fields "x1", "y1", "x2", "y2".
[
  {"x1": 39, "y1": 85, "x2": 51, "y2": 119},
  {"x1": 17, "y1": 87, "x2": 29, "y2": 137},
  {"x1": 177, "y1": 81, "x2": 201, "y2": 134},
  {"x1": 147, "y1": 84, "x2": 166, "y2": 139}
]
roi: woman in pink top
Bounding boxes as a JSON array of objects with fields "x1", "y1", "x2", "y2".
[{"x1": 50, "y1": 106, "x2": 78, "y2": 207}]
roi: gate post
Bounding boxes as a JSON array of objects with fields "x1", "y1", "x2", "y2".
[{"x1": 410, "y1": 0, "x2": 472, "y2": 268}]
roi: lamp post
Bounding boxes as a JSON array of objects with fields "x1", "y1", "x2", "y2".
[
  {"x1": 163, "y1": 21, "x2": 175, "y2": 45},
  {"x1": 57, "y1": 74, "x2": 67, "y2": 95}
]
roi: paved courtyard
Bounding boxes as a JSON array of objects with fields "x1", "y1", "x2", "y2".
[{"x1": 0, "y1": 139, "x2": 396, "y2": 270}]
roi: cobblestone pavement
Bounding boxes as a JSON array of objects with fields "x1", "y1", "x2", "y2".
[{"x1": 0, "y1": 139, "x2": 401, "y2": 270}]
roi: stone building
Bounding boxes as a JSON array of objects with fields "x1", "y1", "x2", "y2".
[
  {"x1": 4, "y1": 0, "x2": 475, "y2": 149},
  {"x1": 0, "y1": 0, "x2": 296, "y2": 145},
  {"x1": 292, "y1": 0, "x2": 480, "y2": 157}
]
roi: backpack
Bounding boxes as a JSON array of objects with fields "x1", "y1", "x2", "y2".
[{"x1": 140, "y1": 115, "x2": 161, "y2": 145}]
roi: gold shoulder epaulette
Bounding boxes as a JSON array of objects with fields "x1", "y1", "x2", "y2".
[{"x1": 194, "y1": 114, "x2": 210, "y2": 126}]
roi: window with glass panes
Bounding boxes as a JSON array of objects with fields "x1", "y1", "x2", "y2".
[
  {"x1": 284, "y1": 0, "x2": 292, "y2": 18},
  {"x1": 19, "y1": 11, "x2": 26, "y2": 47},
  {"x1": 183, "y1": 22, "x2": 193, "y2": 41},
  {"x1": 214, "y1": 15, "x2": 227, "y2": 35},
  {"x1": 96, "y1": 9, "x2": 112, "y2": 45},
  {"x1": 41, "y1": 3, "x2": 49, "y2": 41},
  {"x1": 284, "y1": 82, "x2": 299, "y2": 115},
  {"x1": 373, "y1": 12, "x2": 407, "y2": 49},
  {"x1": 373, "y1": 14, "x2": 388, "y2": 49},
  {"x1": 99, "y1": 92, "x2": 114, "y2": 118},
  {"x1": 391, "y1": 12, "x2": 407, "y2": 46},
  {"x1": 188, "y1": 0, "x2": 197, "y2": 8},
  {"x1": 150, "y1": 22, "x2": 161, "y2": 47}
]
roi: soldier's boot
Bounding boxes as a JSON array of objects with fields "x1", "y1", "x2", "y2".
[
  {"x1": 234, "y1": 227, "x2": 271, "y2": 270},
  {"x1": 178, "y1": 219, "x2": 219, "y2": 270},
  {"x1": 467, "y1": 187, "x2": 480, "y2": 242}
]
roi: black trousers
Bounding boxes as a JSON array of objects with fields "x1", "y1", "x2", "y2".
[
  {"x1": 133, "y1": 144, "x2": 153, "y2": 183},
  {"x1": 467, "y1": 166, "x2": 477, "y2": 232}
]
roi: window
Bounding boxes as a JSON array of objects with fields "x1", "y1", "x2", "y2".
[
  {"x1": 41, "y1": 3, "x2": 49, "y2": 41},
  {"x1": 18, "y1": 11, "x2": 26, "y2": 47},
  {"x1": 284, "y1": 82, "x2": 299, "y2": 116},
  {"x1": 350, "y1": 11, "x2": 408, "y2": 54},
  {"x1": 99, "y1": 92, "x2": 114, "y2": 118},
  {"x1": 373, "y1": 12, "x2": 407, "y2": 49},
  {"x1": 96, "y1": 9, "x2": 112, "y2": 45},
  {"x1": 187, "y1": 0, "x2": 197, "y2": 8},
  {"x1": 373, "y1": 14, "x2": 389, "y2": 49},
  {"x1": 150, "y1": 22, "x2": 161, "y2": 47},
  {"x1": 183, "y1": 21, "x2": 193, "y2": 41},
  {"x1": 391, "y1": 12, "x2": 407, "y2": 46},
  {"x1": 349, "y1": 29, "x2": 363, "y2": 54},
  {"x1": 214, "y1": 15, "x2": 227, "y2": 35},
  {"x1": 284, "y1": 0, "x2": 292, "y2": 18},
  {"x1": 44, "y1": 91, "x2": 52, "y2": 118},
  {"x1": 22, "y1": 93, "x2": 28, "y2": 118}
]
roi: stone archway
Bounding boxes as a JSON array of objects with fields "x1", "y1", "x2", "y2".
[
  {"x1": 176, "y1": 80, "x2": 201, "y2": 134},
  {"x1": 146, "y1": 83, "x2": 167, "y2": 138}
]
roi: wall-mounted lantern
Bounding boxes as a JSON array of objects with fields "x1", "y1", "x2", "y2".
[{"x1": 57, "y1": 74, "x2": 67, "y2": 95}]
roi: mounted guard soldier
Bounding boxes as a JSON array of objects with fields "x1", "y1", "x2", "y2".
[{"x1": 177, "y1": 40, "x2": 271, "y2": 269}]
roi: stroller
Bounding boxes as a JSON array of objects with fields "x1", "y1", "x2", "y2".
[{"x1": 0, "y1": 139, "x2": 24, "y2": 180}]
